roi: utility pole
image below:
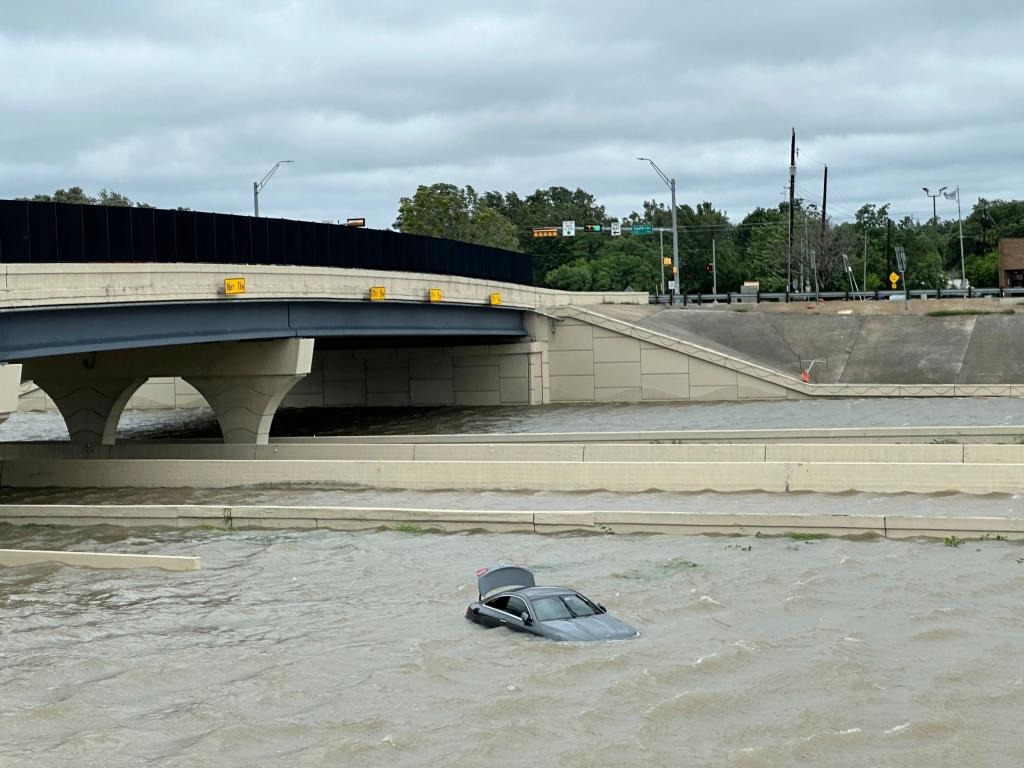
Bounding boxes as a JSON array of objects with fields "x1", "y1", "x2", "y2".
[
  {"x1": 862, "y1": 227, "x2": 868, "y2": 296},
  {"x1": 711, "y1": 237, "x2": 717, "y2": 295},
  {"x1": 817, "y1": 164, "x2": 827, "y2": 301},
  {"x1": 788, "y1": 128, "x2": 796, "y2": 296},
  {"x1": 885, "y1": 218, "x2": 892, "y2": 277},
  {"x1": 981, "y1": 202, "x2": 988, "y2": 251}
]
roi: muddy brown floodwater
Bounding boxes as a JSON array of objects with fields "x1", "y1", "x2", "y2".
[{"x1": 2, "y1": 525, "x2": 1023, "y2": 767}]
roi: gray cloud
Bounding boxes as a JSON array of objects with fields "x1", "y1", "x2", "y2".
[{"x1": 2, "y1": 0, "x2": 1021, "y2": 229}]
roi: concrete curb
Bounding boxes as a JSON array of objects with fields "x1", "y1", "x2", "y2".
[
  {"x1": 0, "y1": 547, "x2": 201, "y2": 571},
  {"x1": 1, "y1": 505, "x2": 1023, "y2": 541}
]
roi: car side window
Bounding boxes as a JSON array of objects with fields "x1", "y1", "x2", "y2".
[
  {"x1": 507, "y1": 596, "x2": 528, "y2": 619},
  {"x1": 486, "y1": 596, "x2": 510, "y2": 612}
]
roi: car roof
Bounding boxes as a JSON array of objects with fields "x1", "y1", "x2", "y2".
[{"x1": 489, "y1": 586, "x2": 578, "y2": 600}]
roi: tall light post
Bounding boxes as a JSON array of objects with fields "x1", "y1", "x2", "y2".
[
  {"x1": 922, "y1": 186, "x2": 947, "y2": 229},
  {"x1": 253, "y1": 160, "x2": 294, "y2": 217},
  {"x1": 638, "y1": 157, "x2": 679, "y2": 300}
]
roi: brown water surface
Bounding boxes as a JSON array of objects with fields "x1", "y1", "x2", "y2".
[{"x1": 2, "y1": 525, "x2": 1023, "y2": 767}]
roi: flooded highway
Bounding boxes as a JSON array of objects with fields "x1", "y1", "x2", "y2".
[
  {"x1": 2, "y1": 525, "x2": 1023, "y2": 767},
  {"x1": 2, "y1": 396, "x2": 1023, "y2": 442},
  {"x1": 2, "y1": 398, "x2": 1024, "y2": 766}
]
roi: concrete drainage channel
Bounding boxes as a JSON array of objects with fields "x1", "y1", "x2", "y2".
[{"x1": 2, "y1": 505, "x2": 1024, "y2": 541}]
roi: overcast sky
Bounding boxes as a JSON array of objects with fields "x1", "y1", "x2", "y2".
[{"x1": 2, "y1": 1, "x2": 1021, "y2": 230}]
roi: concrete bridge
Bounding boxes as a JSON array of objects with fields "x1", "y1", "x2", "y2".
[{"x1": 3, "y1": 199, "x2": 1022, "y2": 445}]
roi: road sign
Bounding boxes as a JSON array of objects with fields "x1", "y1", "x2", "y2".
[
  {"x1": 610, "y1": 223, "x2": 621, "y2": 236},
  {"x1": 668, "y1": 280, "x2": 676, "y2": 290},
  {"x1": 663, "y1": 257, "x2": 672, "y2": 266},
  {"x1": 631, "y1": 223, "x2": 654, "y2": 235},
  {"x1": 889, "y1": 271, "x2": 900, "y2": 284},
  {"x1": 562, "y1": 220, "x2": 576, "y2": 237},
  {"x1": 532, "y1": 227, "x2": 558, "y2": 238},
  {"x1": 224, "y1": 277, "x2": 246, "y2": 295}
]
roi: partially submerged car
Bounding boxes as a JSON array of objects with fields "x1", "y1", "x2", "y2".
[{"x1": 465, "y1": 563, "x2": 638, "y2": 641}]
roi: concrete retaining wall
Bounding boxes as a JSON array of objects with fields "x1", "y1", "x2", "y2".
[
  {"x1": 283, "y1": 342, "x2": 545, "y2": 408},
  {"x1": 2, "y1": 457, "x2": 1021, "y2": 495},
  {"x1": 2, "y1": 504, "x2": 1023, "y2": 541},
  {"x1": 4, "y1": 440, "x2": 1024, "y2": 463}
]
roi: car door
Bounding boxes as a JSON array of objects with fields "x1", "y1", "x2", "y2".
[
  {"x1": 478, "y1": 595, "x2": 511, "y2": 628},
  {"x1": 503, "y1": 596, "x2": 530, "y2": 634}
]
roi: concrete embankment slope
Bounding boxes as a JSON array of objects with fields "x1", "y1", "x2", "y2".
[{"x1": 595, "y1": 304, "x2": 1024, "y2": 384}]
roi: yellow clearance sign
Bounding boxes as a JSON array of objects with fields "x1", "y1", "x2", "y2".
[{"x1": 224, "y1": 277, "x2": 246, "y2": 295}]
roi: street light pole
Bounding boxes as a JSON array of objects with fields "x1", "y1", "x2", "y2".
[
  {"x1": 254, "y1": 160, "x2": 294, "y2": 217},
  {"x1": 922, "y1": 186, "x2": 947, "y2": 230},
  {"x1": 638, "y1": 157, "x2": 679, "y2": 301}
]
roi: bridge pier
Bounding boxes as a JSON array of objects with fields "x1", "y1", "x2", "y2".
[
  {"x1": 21, "y1": 339, "x2": 313, "y2": 446},
  {"x1": 185, "y1": 372, "x2": 308, "y2": 444},
  {"x1": 30, "y1": 376, "x2": 146, "y2": 445}
]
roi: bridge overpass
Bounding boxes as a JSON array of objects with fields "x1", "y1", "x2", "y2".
[
  {"x1": 3, "y1": 200, "x2": 1021, "y2": 445},
  {"x1": 0, "y1": 199, "x2": 643, "y2": 442}
]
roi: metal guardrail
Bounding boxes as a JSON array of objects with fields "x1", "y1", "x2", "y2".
[{"x1": 650, "y1": 287, "x2": 1024, "y2": 305}]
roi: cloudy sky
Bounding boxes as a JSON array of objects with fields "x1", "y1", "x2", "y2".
[{"x1": 2, "y1": 1, "x2": 1021, "y2": 229}]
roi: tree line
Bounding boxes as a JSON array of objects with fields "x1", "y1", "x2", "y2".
[{"x1": 395, "y1": 182, "x2": 1024, "y2": 292}]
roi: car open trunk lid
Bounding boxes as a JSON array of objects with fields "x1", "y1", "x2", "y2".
[{"x1": 476, "y1": 563, "x2": 535, "y2": 599}]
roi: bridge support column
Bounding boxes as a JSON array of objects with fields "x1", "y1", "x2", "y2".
[
  {"x1": 21, "y1": 339, "x2": 314, "y2": 446},
  {"x1": 31, "y1": 377, "x2": 145, "y2": 445},
  {"x1": 184, "y1": 372, "x2": 307, "y2": 444}
]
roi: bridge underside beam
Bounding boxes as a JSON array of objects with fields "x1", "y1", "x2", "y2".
[
  {"x1": 1, "y1": 301, "x2": 526, "y2": 362},
  {"x1": 21, "y1": 339, "x2": 314, "y2": 445}
]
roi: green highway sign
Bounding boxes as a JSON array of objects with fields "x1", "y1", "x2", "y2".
[{"x1": 631, "y1": 224, "x2": 654, "y2": 235}]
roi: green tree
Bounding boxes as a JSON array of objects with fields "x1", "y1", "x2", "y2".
[
  {"x1": 394, "y1": 183, "x2": 520, "y2": 251},
  {"x1": 736, "y1": 207, "x2": 787, "y2": 291},
  {"x1": 484, "y1": 186, "x2": 609, "y2": 282},
  {"x1": 18, "y1": 186, "x2": 152, "y2": 207}
]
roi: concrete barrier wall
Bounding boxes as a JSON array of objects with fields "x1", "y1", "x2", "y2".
[
  {"x1": 3, "y1": 457, "x2": 1022, "y2": 494},
  {"x1": 1, "y1": 262, "x2": 646, "y2": 312},
  {"x1": 2, "y1": 439, "x2": 1024, "y2": 464},
  {"x1": 3, "y1": 504, "x2": 1024, "y2": 541}
]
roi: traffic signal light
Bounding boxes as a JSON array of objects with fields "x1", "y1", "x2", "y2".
[
  {"x1": 706, "y1": 262, "x2": 713, "y2": 273},
  {"x1": 583, "y1": 224, "x2": 602, "y2": 233}
]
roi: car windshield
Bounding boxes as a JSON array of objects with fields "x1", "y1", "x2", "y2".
[
  {"x1": 532, "y1": 594, "x2": 598, "y2": 621},
  {"x1": 563, "y1": 594, "x2": 597, "y2": 617}
]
